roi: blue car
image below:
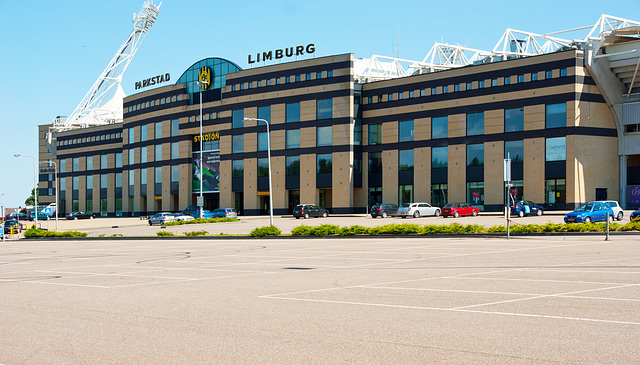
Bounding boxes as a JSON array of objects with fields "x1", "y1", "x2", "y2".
[
  {"x1": 564, "y1": 202, "x2": 614, "y2": 224},
  {"x1": 510, "y1": 200, "x2": 544, "y2": 217},
  {"x1": 631, "y1": 209, "x2": 640, "y2": 222},
  {"x1": 190, "y1": 210, "x2": 214, "y2": 219}
]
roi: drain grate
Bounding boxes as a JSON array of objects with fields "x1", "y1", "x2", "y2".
[{"x1": 282, "y1": 267, "x2": 314, "y2": 270}]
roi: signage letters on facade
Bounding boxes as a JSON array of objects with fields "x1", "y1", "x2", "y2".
[
  {"x1": 135, "y1": 73, "x2": 171, "y2": 90},
  {"x1": 193, "y1": 132, "x2": 220, "y2": 143},
  {"x1": 248, "y1": 44, "x2": 315, "y2": 64}
]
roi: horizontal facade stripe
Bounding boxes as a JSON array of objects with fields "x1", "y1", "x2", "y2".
[
  {"x1": 57, "y1": 147, "x2": 122, "y2": 159},
  {"x1": 123, "y1": 86, "x2": 187, "y2": 108},
  {"x1": 227, "y1": 117, "x2": 352, "y2": 136},
  {"x1": 220, "y1": 144, "x2": 353, "y2": 161},
  {"x1": 125, "y1": 99, "x2": 190, "y2": 118},
  {"x1": 58, "y1": 159, "x2": 192, "y2": 178},
  {"x1": 227, "y1": 60, "x2": 352, "y2": 86},
  {"x1": 124, "y1": 135, "x2": 192, "y2": 148},
  {"x1": 56, "y1": 138, "x2": 123, "y2": 151},
  {"x1": 226, "y1": 75, "x2": 353, "y2": 98}
]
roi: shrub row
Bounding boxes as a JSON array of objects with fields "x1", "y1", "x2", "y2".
[
  {"x1": 24, "y1": 228, "x2": 88, "y2": 238},
  {"x1": 163, "y1": 217, "x2": 238, "y2": 226}
]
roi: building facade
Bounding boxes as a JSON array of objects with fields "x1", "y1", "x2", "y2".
[{"x1": 39, "y1": 49, "x2": 635, "y2": 217}]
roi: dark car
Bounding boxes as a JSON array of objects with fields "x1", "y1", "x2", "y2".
[
  {"x1": 211, "y1": 208, "x2": 238, "y2": 219},
  {"x1": 631, "y1": 209, "x2": 640, "y2": 222},
  {"x1": 4, "y1": 212, "x2": 28, "y2": 221},
  {"x1": 182, "y1": 205, "x2": 199, "y2": 216},
  {"x1": 28, "y1": 211, "x2": 49, "y2": 221},
  {"x1": 441, "y1": 203, "x2": 480, "y2": 218},
  {"x1": 66, "y1": 211, "x2": 94, "y2": 220},
  {"x1": 510, "y1": 200, "x2": 544, "y2": 217},
  {"x1": 370, "y1": 204, "x2": 399, "y2": 218},
  {"x1": 3, "y1": 219, "x2": 20, "y2": 234},
  {"x1": 293, "y1": 204, "x2": 329, "y2": 219}
]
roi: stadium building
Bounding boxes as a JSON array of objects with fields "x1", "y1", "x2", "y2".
[{"x1": 38, "y1": 14, "x2": 640, "y2": 217}]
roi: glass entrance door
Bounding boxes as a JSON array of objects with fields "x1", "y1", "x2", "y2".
[{"x1": 545, "y1": 179, "x2": 566, "y2": 209}]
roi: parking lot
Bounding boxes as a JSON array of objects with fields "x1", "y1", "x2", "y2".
[{"x1": 0, "y1": 235, "x2": 638, "y2": 363}]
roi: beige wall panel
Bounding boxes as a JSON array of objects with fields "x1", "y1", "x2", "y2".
[
  {"x1": 485, "y1": 109, "x2": 504, "y2": 134},
  {"x1": 219, "y1": 160, "x2": 232, "y2": 208},
  {"x1": 569, "y1": 135, "x2": 619, "y2": 204},
  {"x1": 382, "y1": 150, "x2": 398, "y2": 204},
  {"x1": 300, "y1": 127, "x2": 316, "y2": 148},
  {"x1": 414, "y1": 147, "x2": 431, "y2": 202},
  {"x1": 523, "y1": 138, "x2": 545, "y2": 203},
  {"x1": 107, "y1": 173, "x2": 115, "y2": 213},
  {"x1": 245, "y1": 133, "x2": 257, "y2": 153},
  {"x1": 332, "y1": 152, "x2": 353, "y2": 209},
  {"x1": 220, "y1": 136, "x2": 232, "y2": 155},
  {"x1": 300, "y1": 154, "x2": 317, "y2": 203},
  {"x1": 448, "y1": 145, "x2": 466, "y2": 202},
  {"x1": 271, "y1": 156, "x2": 285, "y2": 210},
  {"x1": 244, "y1": 158, "x2": 258, "y2": 211},
  {"x1": 484, "y1": 141, "x2": 504, "y2": 205},
  {"x1": 449, "y1": 114, "x2": 466, "y2": 138},
  {"x1": 415, "y1": 117, "x2": 430, "y2": 141},
  {"x1": 300, "y1": 100, "x2": 316, "y2": 122},
  {"x1": 271, "y1": 104, "x2": 285, "y2": 125},
  {"x1": 333, "y1": 124, "x2": 351, "y2": 148},
  {"x1": 576, "y1": 101, "x2": 615, "y2": 129},
  {"x1": 524, "y1": 105, "x2": 545, "y2": 131},
  {"x1": 383, "y1": 121, "x2": 398, "y2": 144},
  {"x1": 271, "y1": 130, "x2": 285, "y2": 151},
  {"x1": 162, "y1": 165, "x2": 171, "y2": 211},
  {"x1": 333, "y1": 95, "x2": 352, "y2": 119}
]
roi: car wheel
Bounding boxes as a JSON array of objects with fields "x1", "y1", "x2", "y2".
[
  {"x1": 584, "y1": 216, "x2": 591, "y2": 223},
  {"x1": 322, "y1": 212, "x2": 328, "y2": 218},
  {"x1": 472, "y1": 210, "x2": 478, "y2": 217},
  {"x1": 413, "y1": 211, "x2": 420, "y2": 218},
  {"x1": 304, "y1": 213, "x2": 309, "y2": 219},
  {"x1": 453, "y1": 211, "x2": 459, "y2": 218},
  {"x1": 518, "y1": 210, "x2": 524, "y2": 218},
  {"x1": 617, "y1": 212, "x2": 623, "y2": 221},
  {"x1": 382, "y1": 212, "x2": 388, "y2": 218},
  {"x1": 609, "y1": 214, "x2": 614, "y2": 223},
  {"x1": 537, "y1": 209, "x2": 543, "y2": 216},
  {"x1": 434, "y1": 210, "x2": 440, "y2": 217},
  {"x1": 148, "y1": 221, "x2": 153, "y2": 226},
  {"x1": 295, "y1": 216, "x2": 300, "y2": 219}
]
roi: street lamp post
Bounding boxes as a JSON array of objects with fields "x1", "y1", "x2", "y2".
[
  {"x1": 243, "y1": 117, "x2": 273, "y2": 226},
  {"x1": 14, "y1": 154, "x2": 38, "y2": 228},
  {"x1": 196, "y1": 80, "x2": 209, "y2": 219},
  {"x1": 40, "y1": 160, "x2": 58, "y2": 231},
  {"x1": 0, "y1": 193, "x2": 4, "y2": 242}
]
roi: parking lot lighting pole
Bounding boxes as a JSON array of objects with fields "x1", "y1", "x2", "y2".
[
  {"x1": 14, "y1": 154, "x2": 37, "y2": 228},
  {"x1": 196, "y1": 80, "x2": 209, "y2": 219},
  {"x1": 243, "y1": 117, "x2": 273, "y2": 226},
  {"x1": 1, "y1": 193, "x2": 4, "y2": 242},
  {"x1": 40, "y1": 160, "x2": 58, "y2": 231}
]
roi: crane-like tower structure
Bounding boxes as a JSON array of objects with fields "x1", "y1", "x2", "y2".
[{"x1": 51, "y1": 0, "x2": 161, "y2": 133}]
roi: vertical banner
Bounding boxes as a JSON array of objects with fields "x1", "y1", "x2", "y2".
[
  {"x1": 629, "y1": 185, "x2": 640, "y2": 205},
  {"x1": 193, "y1": 150, "x2": 220, "y2": 193}
]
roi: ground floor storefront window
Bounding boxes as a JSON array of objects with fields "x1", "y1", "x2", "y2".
[
  {"x1": 546, "y1": 179, "x2": 566, "y2": 209},
  {"x1": 467, "y1": 182, "x2": 484, "y2": 210},
  {"x1": 431, "y1": 184, "x2": 448, "y2": 207}
]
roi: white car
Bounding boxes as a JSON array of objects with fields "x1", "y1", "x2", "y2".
[
  {"x1": 173, "y1": 213, "x2": 195, "y2": 222},
  {"x1": 397, "y1": 203, "x2": 441, "y2": 218},
  {"x1": 594, "y1": 200, "x2": 624, "y2": 221}
]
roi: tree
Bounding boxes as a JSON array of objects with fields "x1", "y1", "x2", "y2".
[{"x1": 25, "y1": 188, "x2": 39, "y2": 206}]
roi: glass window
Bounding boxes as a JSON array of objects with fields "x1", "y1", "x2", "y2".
[
  {"x1": 388, "y1": 94, "x2": 393, "y2": 101},
  {"x1": 171, "y1": 119, "x2": 179, "y2": 137},
  {"x1": 505, "y1": 107, "x2": 524, "y2": 132},
  {"x1": 442, "y1": 86, "x2": 448, "y2": 93},
  {"x1": 286, "y1": 156, "x2": 300, "y2": 176},
  {"x1": 286, "y1": 103, "x2": 300, "y2": 122},
  {"x1": 155, "y1": 122, "x2": 162, "y2": 139},
  {"x1": 128, "y1": 128, "x2": 135, "y2": 144},
  {"x1": 467, "y1": 182, "x2": 484, "y2": 206},
  {"x1": 398, "y1": 120, "x2": 414, "y2": 142},
  {"x1": 317, "y1": 99, "x2": 332, "y2": 120},
  {"x1": 306, "y1": 73, "x2": 311, "y2": 81},
  {"x1": 532, "y1": 72, "x2": 538, "y2": 81},
  {"x1": 72, "y1": 157, "x2": 79, "y2": 172},
  {"x1": 60, "y1": 159, "x2": 66, "y2": 173},
  {"x1": 171, "y1": 165, "x2": 179, "y2": 182},
  {"x1": 432, "y1": 117, "x2": 448, "y2": 139},
  {"x1": 128, "y1": 170, "x2": 134, "y2": 186},
  {"x1": 368, "y1": 152, "x2": 382, "y2": 173},
  {"x1": 353, "y1": 119, "x2": 362, "y2": 145},
  {"x1": 546, "y1": 70, "x2": 553, "y2": 79},
  {"x1": 155, "y1": 166, "x2": 162, "y2": 183},
  {"x1": 115, "y1": 173, "x2": 122, "y2": 188},
  {"x1": 491, "y1": 79, "x2": 498, "y2": 87},
  {"x1": 420, "y1": 89, "x2": 426, "y2": 97},
  {"x1": 504, "y1": 77, "x2": 511, "y2": 85},
  {"x1": 466, "y1": 82, "x2": 472, "y2": 90},
  {"x1": 560, "y1": 68, "x2": 567, "y2": 77},
  {"x1": 317, "y1": 126, "x2": 332, "y2": 146},
  {"x1": 454, "y1": 84, "x2": 460, "y2": 92},
  {"x1": 257, "y1": 158, "x2": 269, "y2": 177},
  {"x1": 232, "y1": 134, "x2": 244, "y2": 153},
  {"x1": 431, "y1": 87, "x2": 437, "y2": 95},
  {"x1": 505, "y1": 140, "x2": 524, "y2": 163},
  {"x1": 60, "y1": 177, "x2": 66, "y2": 191},
  {"x1": 258, "y1": 106, "x2": 271, "y2": 123},
  {"x1": 232, "y1": 160, "x2": 243, "y2": 178},
  {"x1": 546, "y1": 103, "x2": 566, "y2": 129},
  {"x1": 155, "y1": 145, "x2": 162, "y2": 161},
  {"x1": 232, "y1": 109, "x2": 244, "y2": 128},
  {"x1": 141, "y1": 168, "x2": 147, "y2": 185},
  {"x1": 171, "y1": 142, "x2": 179, "y2": 159},
  {"x1": 86, "y1": 175, "x2": 93, "y2": 190},
  {"x1": 432, "y1": 147, "x2": 448, "y2": 168},
  {"x1": 100, "y1": 174, "x2": 107, "y2": 189},
  {"x1": 467, "y1": 112, "x2": 484, "y2": 136},
  {"x1": 518, "y1": 75, "x2": 524, "y2": 83},
  {"x1": 286, "y1": 129, "x2": 300, "y2": 149},
  {"x1": 72, "y1": 176, "x2": 79, "y2": 191},
  {"x1": 317, "y1": 154, "x2": 332, "y2": 174},
  {"x1": 399, "y1": 150, "x2": 414, "y2": 171},
  {"x1": 141, "y1": 147, "x2": 147, "y2": 163},
  {"x1": 546, "y1": 137, "x2": 566, "y2": 161},
  {"x1": 316, "y1": 72, "x2": 322, "y2": 79},
  {"x1": 128, "y1": 149, "x2": 134, "y2": 165},
  {"x1": 327, "y1": 70, "x2": 333, "y2": 77},
  {"x1": 295, "y1": 75, "x2": 300, "y2": 82},
  {"x1": 398, "y1": 92, "x2": 403, "y2": 100},
  {"x1": 467, "y1": 144, "x2": 484, "y2": 166},
  {"x1": 479, "y1": 80, "x2": 485, "y2": 88},
  {"x1": 258, "y1": 132, "x2": 268, "y2": 151},
  {"x1": 409, "y1": 90, "x2": 415, "y2": 98},
  {"x1": 86, "y1": 156, "x2": 93, "y2": 171},
  {"x1": 285, "y1": 76, "x2": 290, "y2": 83},
  {"x1": 100, "y1": 154, "x2": 108, "y2": 169},
  {"x1": 115, "y1": 153, "x2": 122, "y2": 168},
  {"x1": 141, "y1": 125, "x2": 147, "y2": 142},
  {"x1": 368, "y1": 124, "x2": 382, "y2": 145},
  {"x1": 399, "y1": 185, "x2": 413, "y2": 204}
]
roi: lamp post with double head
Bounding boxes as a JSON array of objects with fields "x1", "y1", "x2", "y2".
[
  {"x1": 243, "y1": 117, "x2": 273, "y2": 226},
  {"x1": 14, "y1": 154, "x2": 38, "y2": 228},
  {"x1": 40, "y1": 160, "x2": 58, "y2": 231},
  {"x1": 196, "y1": 80, "x2": 209, "y2": 218}
]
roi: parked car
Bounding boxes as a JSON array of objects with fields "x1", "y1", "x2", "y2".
[
  {"x1": 66, "y1": 211, "x2": 94, "y2": 220},
  {"x1": 172, "y1": 213, "x2": 195, "y2": 222},
  {"x1": 3, "y1": 219, "x2": 20, "y2": 234},
  {"x1": 28, "y1": 211, "x2": 49, "y2": 221},
  {"x1": 293, "y1": 204, "x2": 329, "y2": 219},
  {"x1": 397, "y1": 203, "x2": 441, "y2": 218},
  {"x1": 211, "y1": 208, "x2": 238, "y2": 219},
  {"x1": 189, "y1": 210, "x2": 214, "y2": 219},
  {"x1": 631, "y1": 208, "x2": 640, "y2": 222},
  {"x1": 4, "y1": 212, "x2": 28, "y2": 221},
  {"x1": 564, "y1": 202, "x2": 614, "y2": 223},
  {"x1": 594, "y1": 200, "x2": 624, "y2": 221},
  {"x1": 441, "y1": 203, "x2": 480, "y2": 218},
  {"x1": 148, "y1": 212, "x2": 177, "y2": 225},
  {"x1": 182, "y1": 205, "x2": 199, "y2": 216},
  {"x1": 370, "y1": 204, "x2": 399, "y2": 218},
  {"x1": 510, "y1": 200, "x2": 544, "y2": 217}
]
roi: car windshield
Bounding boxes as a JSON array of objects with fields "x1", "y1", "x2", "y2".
[
  {"x1": 575, "y1": 204, "x2": 593, "y2": 212},
  {"x1": 444, "y1": 204, "x2": 453, "y2": 208},
  {"x1": 400, "y1": 204, "x2": 410, "y2": 208}
]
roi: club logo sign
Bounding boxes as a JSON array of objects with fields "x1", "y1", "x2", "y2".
[{"x1": 198, "y1": 67, "x2": 211, "y2": 89}]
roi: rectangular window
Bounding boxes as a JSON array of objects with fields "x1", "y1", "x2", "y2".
[
  {"x1": 409, "y1": 90, "x2": 415, "y2": 98},
  {"x1": 232, "y1": 134, "x2": 244, "y2": 153},
  {"x1": 155, "y1": 145, "x2": 162, "y2": 161},
  {"x1": 141, "y1": 147, "x2": 147, "y2": 163},
  {"x1": 141, "y1": 125, "x2": 147, "y2": 142},
  {"x1": 442, "y1": 86, "x2": 448, "y2": 93},
  {"x1": 232, "y1": 109, "x2": 244, "y2": 128},
  {"x1": 399, "y1": 185, "x2": 414, "y2": 205},
  {"x1": 398, "y1": 120, "x2": 414, "y2": 142},
  {"x1": 115, "y1": 173, "x2": 122, "y2": 188},
  {"x1": 258, "y1": 132, "x2": 268, "y2": 151},
  {"x1": 141, "y1": 169, "x2": 147, "y2": 185},
  {"x1": 546, "y1": 137, "x2": 566, "y2": 161},
  {"x1": 317, "y1": 154, "x2": 332, "y2": 174},
  {"x1": 327, "y1": 70, "x2": 333, "y2": 77},
  {"x1": 466, "y1": 82, "x2": 473, "y2": 90},
  {"x1": 59, "y1": 159, "x2": 66, "y2": 173},
  {"x1": 258, "y1": 106, "x2": 271, "y2": 123},
  {"x1": 420, "y1": 89, "x2": 426, "y2": 97},
  {"x1": 504, "y1": 76, "x2": 511, "y2": 85},
  {"x1": 353, "y1": 119, "x2": 362, "y2": 145},
  {"x1": 467, "y1": 144, "x2": 484, "y2": 166},
  {"x1": 518, "y1": 75, "x2": 524, "y2": 83},
  {"x1": 128, "y1": 149, "x2": 134, "y2": 165},
  {"x1": 479, "y1": 80, "x2": 485, "y2": 88},
  {"x1": 285, "y1": 76, "x2": 290, "y2": 83},
  {"x1": 317, "y1": 99, "x2": 332, "y2": 120},
  {"x1": 432, "y1": 116, "x2": 448, "y2": 139},
  {"x1": 431, "y1": 87, "x2": 437, "y2": 95},
  {"x1": 72, "y1": 157, "x2": 79, "y2": 172},
  {"x1": 128, "y1": 128, "x2": 135, "y2": 144},
  {"x1": 466, "y1": 112, "x2": 484, "y2": 136},
  {"x1": 257, "y1": 158, "x2": 269, "y2": 177},
  {"x1": 368, "y1": 124, "x2": 382, "y2": 145},
  {"x1": 232, "y1": 160, "x2": 243, "y2": 178},
  {"x1": 546, "y1": 70, "x2": 553, "y2": 79},
  {"x1": 491, "y1": 79, "x2": 498, "y2": 87},
  {"x1": 467, "y1": 182, "x2": 484, "y2": 206},
  {"x1": 295, "y1": 75, "x2": 300, "y2": 82},
  {"x1": 316, "y1": 72, "x2": 322, "y2": 79},
  {"x1": 398, "y1": 92, "x2": 403, "y2": 100},
  {"x1": 531, "y1": 72, "x2": 538, "y2": 81},
  {"x1": 560, "y1": 68, "x2": 567, "y2": 77},
  {"x1": 286, "y1": 156, "x2": 300, "y2": 175},
  {"x1": 317, "y1": 126, "x2": 332, "y2": 146},
  {"x1": 432, "y1": 147, "x2": 448, "y2": 168},
  {"x1": 86, "y1": 156, "x2": 93, "y2": 171},
  {"x1": 505, "y1": 108, "x2": 524, "y2": 132},
  {"x1": 155, "y1": 122, "x2": 162, "y2": 139},
  {"x1": 286, "y1": 129, "x2": 300, "y2": 149},
  {"x1": 546, "y1": 103, "x2": 566, "y2": 129},
  {"x1": 286, "y1": 102, "x2": 300, "y2": 123},
  {"x1": 388, "y1": 94, "x2": 393, "y2": 101},
  {"x1": 368, "y1": 152, "x2": 382, "y2": 173},
  {"x1": 100, "y1": 154, "x2": 108, "y2": 169},
  {"x1": 505, "y1": 140, "x2": 524, "y2": 163},
  {"x1": 171, "y1": 165, "x2": 179, "y2": 183},
  {"x1": 128, "y1": 170, "x2": 134, "y2": 186},
  {"x1": 171, "y1": 119, "x2": 179, "y2": 137},
  {"x1": 72, "y1": 176, "x2": 79, "y2": 191},
  {"x1": 115, "y1": 153, "x2": 122, "y2": 168},
  {"x1": 100, "y1": 174, "x2": 107, "y2": 189},
  {"x1": 398, "y1": 150, "x2": 414, "y2": 171},
  {"x1": 306, "y1": 73, "x2": 311, "y2": 81},
  {"x1": 171, "y1": 142, "x2": 179, "y2": 159},
  {"x1": 155, "y1": 166, "x2": 162, "y2": 183},
  {"x1": 454, "y1": 84, "x2": 460, "y2": 92},
  {"x1": 86, "y1": 175, "x2": 93, "y2": 190}
]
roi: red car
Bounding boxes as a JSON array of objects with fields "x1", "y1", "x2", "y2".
[{"x1": 441, "y1": 203, "x2": 479, "y2": 218}]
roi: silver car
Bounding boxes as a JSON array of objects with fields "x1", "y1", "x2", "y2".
[
  {"x1": 397, "y1": 203, "x2": 441, "y2": 218},
  {"x1": 148, "y1": 212, "x2": 177, "y2": 225}
]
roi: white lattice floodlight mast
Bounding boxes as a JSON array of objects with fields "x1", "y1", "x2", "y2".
[{"x1": 53, "y1": 0, "x2": 161, "y2": 132}]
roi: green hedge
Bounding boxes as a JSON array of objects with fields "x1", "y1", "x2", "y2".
[
  {"x1": 163, "y1": 217, "x2": 238, "y2": 226},
  {"x1": 24, "y1": 228, "x2": 88, "y2": 238},
  {"x1": 250, "y1": 225, "x2": 282, "y2": 237}
]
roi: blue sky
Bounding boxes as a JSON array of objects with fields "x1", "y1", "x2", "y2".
[{"x1": 1, "y1": 0, "x2": 639, "y2": 208}]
